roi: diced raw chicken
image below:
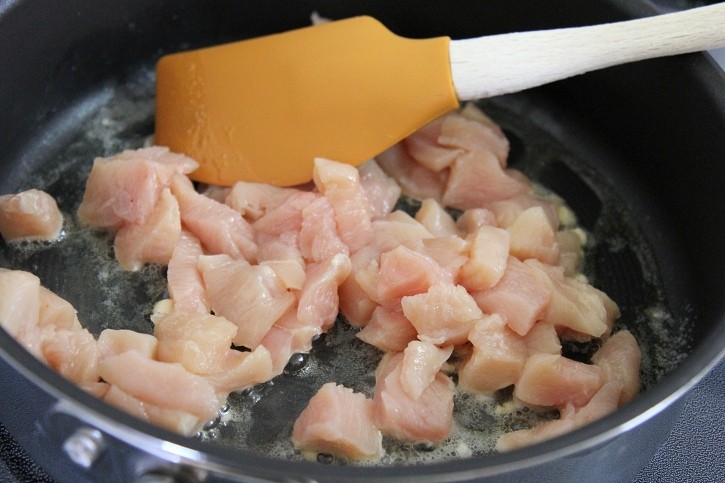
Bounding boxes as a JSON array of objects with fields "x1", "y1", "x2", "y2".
[
  {"x1": 442, "y1": 150, "x2": 531, "y2": 211},
  {"x1": 104, "y1": 384, "x2": 202, "y2": 436},
  {"x1": 199, "y1": 254, "x2": 295, "y2": 349},
  {"x1": 204, "y1": 345, "x2": 274, "y2": 394},
  {"x1": 260, "y1": 259, "x2": 306, "y2": 291},
  {"x1": 356, "y1": 306, "x2": 418, "y2": 353},
  {"x1": 38, "y1": 286, "x2": 80, "y2": 330},
  {"x1": 260, "y1": 321, "x2": 320, "y2": 376},
  {"x1": 442, "y1": 105, "x2": 510, "y2": 166},
  {"x1": 456, "y1": 208, "x2": 497, "y2": 236},
  {"x1": 556, "y1": 228, "x2": 586, "y2": 276},
  {"x1": 592, "y1": 330, "x2": 641, "y2": 404},
  {"x1": 0, "y1": 269, "x2": 40, "y2": 338},
  {"x1": 199, "y1": 185, "x2": 230, "y2": 203},
  {"x1": 114, "y1": 188, "x2": 181, "y2": 271},
  {"x1": 338, "y1": 245, "x2": 379, "y2": 327},
  {"x1": 400, "y1": 341, "x2": 453, "y2": 400},
  {"x1": 292, "y1": 382, "x2": 383, "y2": 460},
  {"x1": 525, "y1": 259, "x2": 619, "y2": 340},
  {"x1": 377, "y1": 245, "x2": 453, "y2": 303},
  {"x1": 255, "y1": 231, "x2": 305, "y2": 266},
  {"x1": 497, "y1": 381, "x2": 623, "y2": 451},
  {"x1": 41, "y1": 328, "x2": 99, "y2": 385},
  {"x1": 372, "y1": 210, "x2": 434, "y2": 253},
  {"x1": 373, "y1": 353, "x2": 454, "y2": 443},
  {"x1": 313, "y1": 158, "x2": 374, "y2": 252},
  {"x1": 297, "y1": 253, "x2": 352, "y2": 332},
  {"x1": 403, "y1": 117, "x2": 462, "y2": 172},
  {"x1": 0, "y1": 189, "x2": 63, "y2": 241},
  {"x1": 358, "y1": 159, "x2": 401, "y2": 220},
  {"x1": 376, "y1": 143, "x2": 448, "y2": 202},
  {"x1": 473, "y1": 256, "x2": 551, "y2": 336},
  {"x1": 507, "y1": 206, "x2": 560, "y2": 265},
  {"x1": 298, "y1": 196, "x2": 349, "y2": 263},
  {"x1": 77, "y1": 147, "x2": 194, "y2": 229},
  {"x1": 523, "y1": 322, "x2": 562, "y2": 356},
  {"x1": 171, "y1": 175, "x2": 256, "y2": 261},
  {"x1": 402, "y1": 283, "x2": 482, "y2": 346},
  {"x1": 167, "y1": 230, "x2": 210, "y2": 313},
  {"x1": 253, "y1": 191, "x2": 317, "y2": 237},
  {"x1": 402, "y1": 236, "x2": 470, "y2": 286},
  {"x1": 415, "y1": 198, "x2": 458, "y2": 237},
  {"x1": 458, "y1": 225, "x2": 510, "y2": 292},
  {"x1": 97, "y1": 329, "x2": 158, "y2": 360},
  {"x1": 458, "y1": 314, "x2": 527, "y2": 393},
  {"x1": 483, "y1": 194, "x2": 560, "y2": 230},
  {"x1": 514, "y1": 353, "x2": 603, "y2": 408},
  {"x1": 224, "y1": 181, "x2": 299, "y2": 221},
  {"x1": 98, "y1": 350, "x2": 222, "y2": 421},
  {"x1": 154, "y1": 311, "x2": 238, "y2": 375}
]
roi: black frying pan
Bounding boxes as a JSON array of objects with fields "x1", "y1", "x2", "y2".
[{"x1": 1, "y1": 0, "x2": 724, "y2": 481}]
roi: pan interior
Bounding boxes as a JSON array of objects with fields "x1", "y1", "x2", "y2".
[{"x1": 0, "y1": 61, "x2": 691, "y2": 465}]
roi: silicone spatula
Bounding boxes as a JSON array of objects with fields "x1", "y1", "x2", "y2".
[{"x1": 155, "y1": 4, "x2": 725, "y2": 187}]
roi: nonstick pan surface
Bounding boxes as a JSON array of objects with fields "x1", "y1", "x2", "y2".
[{"x1": 1, "y1": 0, "x2": 724, "y2": 481}]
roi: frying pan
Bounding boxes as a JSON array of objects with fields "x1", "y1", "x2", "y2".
[{"x1": 1, "y1": 0, "x2": 724, "y2": 481}]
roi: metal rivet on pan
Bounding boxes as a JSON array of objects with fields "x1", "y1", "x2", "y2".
[{"x1": 61, "y1": 427, "x2": 106, "y2": 468}]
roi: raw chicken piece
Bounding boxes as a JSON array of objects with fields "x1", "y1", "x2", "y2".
[
  {"x1": 171, "y1": 175, "x2": 256, "y2": 261},
  {"x1": 114, "y1": 188, "x2": 181, "y2": 271},
  {"x1": 338, "y1": 245, "x2": 379, "y2": 327},
  {"x1": 77, "y1": 147, "x2": 194, "y2": 228},
  {"x1": 292, "y1": 382, "x2": 383, "y2": 460},
  {"x1": 313, "y1": 158, "x2": 373, "y2": 252},
  {"x1": 483, "y1": 194, "x2": 560, "y2": 230},
  {"x1": 167, "y1": 230, "x2": 210, "y2": 313},
  {"x1": 41, "y1": 328, "x2": 99, "y2": 385},
  {"x1": 458, "y1": 314, "x2": 527, "y2": 393},
  {"x1": 523, "y1": 322, "x2": 562, "y2": 356},
  {"x1": 253, "y1": 191, "x2": 317, "y2": 237},
  {"x1": 456, "y1": 208, "x2": 497, "y2": 236},
  {"x1": 199, "y1": 254, "x2": 295, "y2": 349},
  {"x1": 592, "y1": 330, "x2": 641, "y2": 404},
  {"x1": 556, "y1": 228, "x2": 586, "y2": 276},
  {"x1": 154, "y1": 311, "x2": 238, "y2": 375},
  {"x1": 514, "y1": 353, "x2": 603, "y2": 408},
  {"x1": 0, "y1": 269, "x2": 40, "y2": 338},
  {"x1": 401, "y1": 283, "x2": 482, "y2": 346},
  {"x1": 298, "y1": 196, "x2": 349, "y2": 263},
  {"x1": 98, "y1": 350, "x2": 222, "y2": 421},
  {"x1": 297, "y1": 253, "x2": 352, "y2": 332},
  {"x1": 204, "y1": 345, "x2": 274, "y2": 394},
  {"x1": 458, "y1": 225, "x2": 510, "y2": 292},
  {"x1": 415, "y1": 198, "x2": 458, "y2": 237},
  {"x1": 403, "y1": 236, "x2": 470, "y2": 282},
  {"x1": 260, "y1": 259, "x2": 306, "y2": 291},
  {"x1": 254, "y1": 231, "x2": 305, "y2": 266},
  {"x1": 0, "y1": 189, "x2": 63, "y2": 241},
  {"x1": 356, "y1": 306, "x2": 418, "y2": 353},
  {"x1": 442, "y1": 149, "x2": 531, "y2": 211},
  {"x1": 400, "y1": 341, "x2": 453, "y2": 400},
  {"x1": 507, "y1": 206, "x2": 560, "y2": 265},
  {"x1": 372, "y1": 210, "x2": 434, "y2": 253},
  {"x1": 525, "y1": 259, "x2": 619, "y2": 340},
  {"x1": 473, "y1": 256, "x2": 551, "y2": 336},
  {"x1": 377, "y1": 245, "x2": 453, "y2": 303},
  {"x1": 104, "y1": 385, "x2": 202, "y2": 436},
  {"x1": 497, "y1": 381, "x2": 623, "y2": 451},
  {"x1": 358, "y1": 159, "x2": 401, "y2": 220},
  {"x1": 455, "y1": 103, "x2": 510, "y2": 165},
  {"x1": 97, "y1": 329, "x2": 158, "y2": 360},
  {"x1": 403, "y1": 116, "x2": 462, "y2": 172},
  {"x1": 373, "y1": 353, "x2": 454, "y2": 443},
  {"x1": 376, "y1": 143, "x2": 448, "y2": 202},
  {"x1": 260, "y1": 321, "x2": 320, "y2": 376},
  {"x1": 224, "y1": 181, "x2": 299, "y2": 221},
  {"x1": 38, "y1": 286, "x2": 80, "y2": 330}
]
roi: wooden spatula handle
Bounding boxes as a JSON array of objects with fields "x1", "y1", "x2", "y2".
[{"x1": 450, "y1": 3, "x2": 725, "y2": 101}]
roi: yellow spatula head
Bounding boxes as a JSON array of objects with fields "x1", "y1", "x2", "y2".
[{"x1": 155, "y1": 16, "x2": 459, "y2": 186}]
